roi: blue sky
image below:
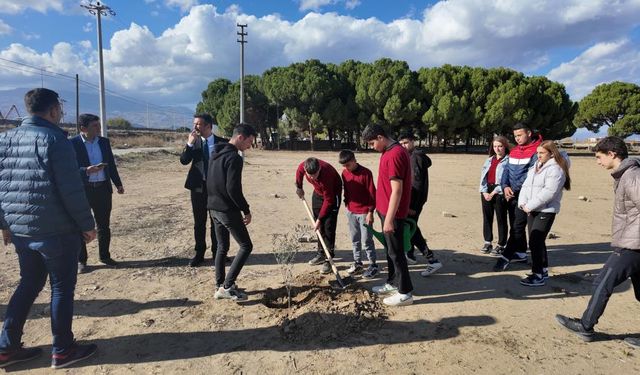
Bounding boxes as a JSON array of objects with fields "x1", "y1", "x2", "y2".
[{"x1": 0, "y1": 0, "x2": 639, "y2": 112}]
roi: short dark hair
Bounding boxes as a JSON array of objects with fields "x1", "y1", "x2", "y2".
[
  {"x1": 78, "y1": 113, "x2": 100, "y2": 129},
  {"x1": 193, "y1": 113, "x2": 213, "y2": 126},
  {"x1": 594, "y1": 136, "x2": 628, "y2": 160},
  {"x1": 338, "y1": 150, "x2": 355, "y2": 164},
  {"x1": 398, "y1": 132, "x2": 415, "y2": 141},
  {"x1": 304, "y1": 157, "x2": 320, "y2": 174},
  {"x1": 513, "y1": 122, "x2": 531, "y2": 132},
  {"x1": 362, "y1": 124, "x2": 387, "y2": 142},
  {"x1": 24, "y1": 88, "x2": 60, "y2": 114},
  {"x1": 232, "y1": 123, "x2": 257, "y2": 138}
]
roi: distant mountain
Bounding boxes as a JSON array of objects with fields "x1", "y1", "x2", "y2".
[{"x1": 0, "y1": 87, "x2": 194, "y2": 130}]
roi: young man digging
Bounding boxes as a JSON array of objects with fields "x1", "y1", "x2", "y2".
[
  {"x1": 339, "y1": 150, "x2": 379, "y2": 278},
  {"x1": 362, "y1": 124, "x2": 414, "y2": 307},
  {"x1": 555, "y1": 137, "x2": 640, "y2": 349}
]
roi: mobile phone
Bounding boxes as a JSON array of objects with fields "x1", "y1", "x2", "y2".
[{"x1": 96, "y1": 162, "x2": 108, "y2": 168}]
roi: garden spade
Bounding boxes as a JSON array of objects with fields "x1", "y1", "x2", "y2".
[{"x1": 301, "y1": 199, "x2": 353, "y2": 289}]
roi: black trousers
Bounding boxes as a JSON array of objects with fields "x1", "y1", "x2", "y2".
[
  {"x1": 211, "y1": 210, "x2": 253, "y2": 288},
  {"x1": 379, "y1": 213, "x2": 414, "y2": 294},
  {"x1": 527, "y1": 212, "x2": 555, "y2": 274},
  {"x1": 406, "y1": 208, "x2": 434, "y2": 258},
  {"x1": 190, "y1": 184, "x2": 216, "y2": 257},
  {"x1": 79, "y1": 184, "x2": 112, "y2": 263},
  {"x1": 501, "y1": 192, "x2": 528, "y2": 260},
  {"x1": 581, "y1": 248, "x2": 640, "y2": 329},
  {"x1": 481, "y1": 188, "x2": 509, "y2": 245},
  {"x1": 312, "y1": 192, "x2": 339, "y2": 258}
]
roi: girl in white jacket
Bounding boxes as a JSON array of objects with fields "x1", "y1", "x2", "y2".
[{"x1": 518, "y1": 140, "x2": 571, "y2": 287}]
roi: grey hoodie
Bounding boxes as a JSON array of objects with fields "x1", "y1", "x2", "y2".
[{"x1": 611, "y1": 157, "x2": 640, "y2": 250}]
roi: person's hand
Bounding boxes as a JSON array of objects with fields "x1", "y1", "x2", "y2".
[
  {"x1": 187, "y1": 129, "x2": 198, "y2": 145},
  {"x1": 504, "y1": 187, "x2": 514, "y2": 200},
  {"x1": 86, "y1": 164, "x2": 106, "y2": 175},
  {"x1": 243, "y1": 213, "x2": 252, "y2": 225},
  {"x1": 408, "y1": 209, "x2": 416, "y2": 216},
  {"x1": 116, "y1": 186, "x2": 125, "y2": 194},
  {"x1": 366, "y1": 211, "x2": 374, "y2": 226},
  {"x1": 521, "y1": 205, "x2": 531, "y2": 214},
  {"x1": 296, "y1": 188, "x2": 305, "y2": 199},
  {"x1": 383, "y1": 217, "x2": 395, "y2": 234},
  {"x1": 2, "y1": 229, "x2": 11, "y2": 246},
  {"x1": 82, "y1": 229, "x2": 97, "y2": 243},
  {"x1": 313, "y1": 219, "x2": 321, "y2": 232},
  {"x1": 483, "y1": 192, "x2": 492, "y2": 201}
]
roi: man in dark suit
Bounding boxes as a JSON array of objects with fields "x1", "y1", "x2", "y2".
[
  {"x1": 71, "y1": 113, "x2": 124, "y2": 272},
  {"x1": 180, "y1": 113, "x2": 227, "y2": 267}
]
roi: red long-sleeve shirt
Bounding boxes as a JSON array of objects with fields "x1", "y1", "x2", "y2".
[
  {"x1": 295, "y1": 160, "x2": 342, "y2": 219},
  {"x1": 342, "y1": 164, "x2": 376, "y2": 214}
]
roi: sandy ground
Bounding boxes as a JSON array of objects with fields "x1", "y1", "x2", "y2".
[{"x1": 1, "y1": 148, "x2": 639, "y2": 374}]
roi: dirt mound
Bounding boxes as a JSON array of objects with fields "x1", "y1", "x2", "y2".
[{"x1": 261, "y1": 273, "x2": 389, "y2": 342}]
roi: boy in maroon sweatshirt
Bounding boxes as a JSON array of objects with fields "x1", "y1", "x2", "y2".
[
  {"x1": 339, "y1": 150, "x2": 378, "y2": 278},
  {"x1": 295, "y1": 157, "x2": 342, "y2": 274}
]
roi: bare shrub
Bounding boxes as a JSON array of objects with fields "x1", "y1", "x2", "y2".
[{"x1": 271, "y1": 225, "x2": 306, "y2": 309}]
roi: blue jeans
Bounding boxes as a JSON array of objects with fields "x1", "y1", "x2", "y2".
[
  {"x1": 0, "y1": 233, "x2": 81, "y2": 354},
  {"x1": 345, "y1": 211, "x2": 376, "y2": 265}
]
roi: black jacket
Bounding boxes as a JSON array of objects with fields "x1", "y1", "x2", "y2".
[
  {"x1": 180, "y1": 134, "x2": 227, "y2": 190},
  {"x1": 70, "y1": 135, "x2": 123, "y2": 193},
  {"x1": 409, "y1": 148, "x2": 432, "y2": 211},
  {"x1": 206, "y1": 143, "x2": 250, "y2": 215}
]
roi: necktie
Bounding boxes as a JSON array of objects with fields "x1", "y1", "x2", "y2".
[{"x1": 202, "y1": 138, "x2": 209, "y2": 178}]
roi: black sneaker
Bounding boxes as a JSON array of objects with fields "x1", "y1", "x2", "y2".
[
  {"x1": 0, "y1": 345, "x2": 42, "y2": 369},
  {"x1": 481, "y1": 243, "x2": 493, "y2": 253},
  {"x1": 491, "y1": 244, "x2": 505, "y2": 257},
  {"x1": 51, "y1": 342, "x2": 97, "y2": 369},
  {"x1": 189, "y1": 255, "x2": 204, "y2": 267},
  {"x1": 555, "y1": 314, "x2": 594, "y2": 342},
  {"x1": 321, "y1": 261, "x2": 332, "y2": 274},
  {"x1": 99, "y1": 257, "x2": 118, "y2": 267},
  {"x1": 493, "y1": 256, "x2": 510, "y2": 272},
  {"x1": 511, "y1": 252, "x2": 528, "y2": 263},
  {"x1": 520, "y1": 273, "x2": 546, "y2": 287},
  {"x1": 308, "y1": 254, "x2": 325, "y2": 266},
  {"x1": 624, "y1": 337, "x2": 640, "y2": 348},
  {"x1": 527, "y1": 269, "x2": 549, "y2": 280}
]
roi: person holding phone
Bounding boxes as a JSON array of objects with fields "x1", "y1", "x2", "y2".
[
  {"x1": 180, "y1": 113, "x2": 228, "y2": 267},
  {"x1": 70, "y1": 113, "x2": 124, "y2": 272}
]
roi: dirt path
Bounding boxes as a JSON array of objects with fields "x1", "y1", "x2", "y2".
[{"x1": 1, "y1": 149, "x2": 638, "y2": 374}]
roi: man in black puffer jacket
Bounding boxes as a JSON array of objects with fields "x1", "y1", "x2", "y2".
[
  {"x1": 207, "y1": 123, "x2": 257, "y2": 302},
  {"x1": 0, "y1": 88, "x2": 98, "y2": 369}
]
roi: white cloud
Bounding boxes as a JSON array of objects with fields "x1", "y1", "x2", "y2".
[
  {"x1": 0, "y1": 0, "x2": 64, "y2": 15},
  {"x1": 299, "y1": 0, "x2": 335, "y2": 11},
  {"x1": 345, "y1": 0, "x2": 361, "y2": 10},
  {"x1": 0, "y1": 18, "x2": 11, "y2": 35},
  {"x1": 82, "y1": 22, "x2": 93, "y2": 33},
  {"x1": 547, "y1": 39, "x2": 640, "y2": 100},
  {"x1": 0, "y1": 1, "x2": 639, "y2": 106},
  {"x1": 165, "y1": 0, "x2": 199, "y2": 12}
]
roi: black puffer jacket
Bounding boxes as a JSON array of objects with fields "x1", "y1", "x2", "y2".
[{"x1": 206, "y1": 143, "x2": 250, "y2": 215}]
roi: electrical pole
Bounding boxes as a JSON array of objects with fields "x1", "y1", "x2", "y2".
[
  {"x1": 81, "y1": 1, "x2": 115, "y2": 137},
  {"x1": 76, "y1": 74, "x2": 80, "y2": 134},
  {"x1": 237, "y1": 23, "x2": 247, "y2": 124}
]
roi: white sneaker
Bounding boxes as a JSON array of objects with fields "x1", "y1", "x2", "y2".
[
  {"x1": 214, "y1": 284, "x2": 247, "y2": 301},
  {"x1": 383, "y1": 292, "x2": 413, "y2": 306},
  {"x1": 420, "y1": 260, "x2": 443, "y2": 277},
  {"x1": 372, "y1": 283, "x2": 398, "y2": 294}
]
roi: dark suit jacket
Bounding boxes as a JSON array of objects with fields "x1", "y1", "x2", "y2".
[
  {"x1": 70, "y1": 135, "x2": 123, "y2": 193},
  {"x1": 180, "y1": 134, "x2": 227, "y2": 190}
]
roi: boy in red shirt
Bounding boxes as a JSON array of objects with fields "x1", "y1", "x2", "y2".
[
  {"x1": 295, "y1": 157, "x2": 342, "y2": 274},
  {"x1": 339, "y1": 150, "x2": 378, "y2": 278},
  {"x1": 362, "y1": 124, "x2": 414, "y2": 306}
]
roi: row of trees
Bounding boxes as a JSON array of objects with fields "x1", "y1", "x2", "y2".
[{"x1": 195, "y1": 58, "x2": 640, "y2": 149}]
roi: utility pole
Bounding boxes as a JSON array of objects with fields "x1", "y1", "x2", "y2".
[
  {"x1": 81, "y1": 1, "x2": 115, "y2": 137},
  {"x1": 237, "y1": 23, "x2": 247, "y2": 124},
  {"x1": 75, "y1": 74, "x2": 80, "y2": 133}
]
